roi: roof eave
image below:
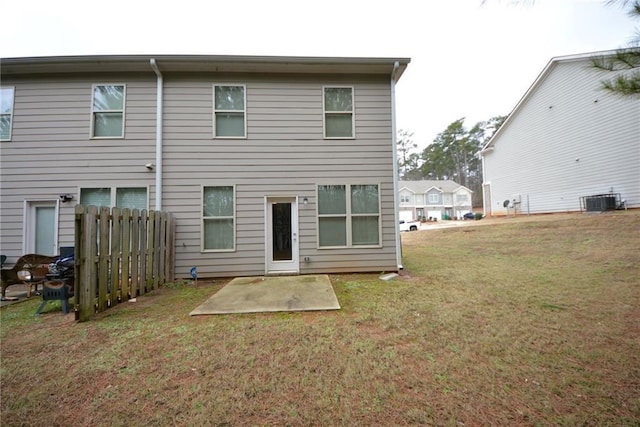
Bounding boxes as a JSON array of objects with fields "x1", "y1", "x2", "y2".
[{"x1": 0, "y1": 54, "x2": 411, "y2": 79}]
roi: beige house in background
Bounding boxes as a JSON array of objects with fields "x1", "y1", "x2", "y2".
[
  {"x1": 398, "y1": 180, "x2": 473, "y2": 221},
  {"x1": 0, "y1": 54, "x2": 410, "y2": 277}
]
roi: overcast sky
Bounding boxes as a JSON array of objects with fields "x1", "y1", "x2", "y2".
[{"x1": 2, "y1": 0, "x2": 636, "y2": 149}]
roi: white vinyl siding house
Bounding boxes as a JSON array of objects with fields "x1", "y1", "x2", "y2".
[
  {"x1": 481, "y1": 51, "x2": 639, "y2": 216},
  {"x1": 0, "y1": 55, "x2": 409, "y2": 277}
]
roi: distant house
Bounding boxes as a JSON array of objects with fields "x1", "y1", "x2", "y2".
[
  {"x1": 398, "y1": 180, "x2": 473, "y2": 221},
  {"x1": 0, "y1": 54, "x2": 410, "y2": 277},
  {"x1": 481, "y1": 50, "x2": 639, "y2": 216}
]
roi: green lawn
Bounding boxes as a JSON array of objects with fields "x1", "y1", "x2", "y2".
[{"x1": 1, "y1": 211, "x2": 639, "y2": 426}]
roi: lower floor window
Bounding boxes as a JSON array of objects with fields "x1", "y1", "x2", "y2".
[
  {"x1": 80, "y1": 187, "x2": 148, "y2": 210},
  {"x1": 202, "y1": 185, "x2": 235, "y2": 251},
  {"x1": 317, "y1": 184, "x2": 380, "y2": 248}
]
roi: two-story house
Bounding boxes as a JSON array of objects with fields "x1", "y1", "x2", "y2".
[
  {"x1": 481, "y1": 51, "x2": 639, "y2": 215},
  {"x1": 0, "y1": 55, "x2": 410, "y2": 278},
  {"x1": 398, "y1": 180, "x2": 473, "y2": 221}
]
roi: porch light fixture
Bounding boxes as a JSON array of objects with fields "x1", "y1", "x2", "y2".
[
  {"x1": 59, "y1": 194, "x2": 74, "y2": 202},
  {"x1": 302, "y1": 197, "x2": 308, "y2": 205}
]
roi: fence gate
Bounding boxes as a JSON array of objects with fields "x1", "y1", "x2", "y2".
[{"x1": 74, "y1": 205, "x2": 175, "y2": 321}]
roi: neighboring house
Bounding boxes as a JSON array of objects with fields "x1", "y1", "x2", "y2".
[
  {"x1": 481, "y1": 50, "x2": 639, "y2": 216},
  {"x1": 0, "y1": 54, "x2": 410, "y2": 277},
  {"x1": 398, "y1": 180, "x2": 473, "y2": 221}
]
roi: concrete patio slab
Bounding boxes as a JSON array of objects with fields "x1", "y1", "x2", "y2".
[{"x1": 190, "y1": 275, "x2": 340, "y2": 315}]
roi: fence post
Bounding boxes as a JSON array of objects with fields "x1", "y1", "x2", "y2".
[
  {"x1": 139, "y1": 210, "x2": 148, "y2": 295},
  {"x1": 152, "y1": 211, "x2": 161, "y2": 290},
  {"x1": 78, "y1": 205, "x2": 99, "y2": 321},
  {"x1": 74, "y1": 204, "x2": 84, "y2": 321},
  {"x1": 167, "y1": 214, "x2": 175, "y2": 282},
  {"x1": 130, "y1": 209, "x2": 140, "y2": 298},
  {"x1": 147, "y1": 210, "x2": 156, "y2": 291},
  {"x1": 110, "y1": 207, "x2": 122, "y2": 303},
  {"x1": 121, "y1": 208, "x2": 131, "y2": 300},
  {"x1": 98, "y1": 207, "x2": 110, "y2": 311}
]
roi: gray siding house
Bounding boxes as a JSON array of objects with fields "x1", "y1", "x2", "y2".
[
  {"x1": 398, "y1": 180, "x2": 473, "y2": 221},
  {"x1": 481, "y1": 51, "x2": 639, "y2": 216},
  {"x1": 0, "y1": 55, "x2": 410, "y2": 277}
]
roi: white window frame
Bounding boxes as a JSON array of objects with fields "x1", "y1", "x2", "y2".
[
  {"x1": 323, "y1": 86, "x2": 355, "y2": 139},
  {"x1": 213, "y1": 84, "x2": 247, "y2": 139},
  {"x1": 1, "y1": 86, "x2": 15, "y2": 141},
  {"x1": 79, "y1": 186, "x2": 149, "y2": 210},
  {"x1": 400, "y1": 194, "x2": 411, "y2": 204},
  {"x1": 90, "y1": 84, "x2": 126, "y2": 139},
  {"x1": 201, "y1": 185, "x2": 236, "y2": 253},
  {"x1": 428, "y1": 193, "x2": 440, "y2": 204},
  {"x1": 316, "y1": 183, "x2": 381, "y2": 249}
]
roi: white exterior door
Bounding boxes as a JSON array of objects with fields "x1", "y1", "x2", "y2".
[
  {"x1": 24, "y1": 200, "x2": 59, "y2": 255},
  {"x1": 265, "y1": 197, "x2": 299, "y2": 274}
]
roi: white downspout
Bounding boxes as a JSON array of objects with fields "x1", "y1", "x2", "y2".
[
  {"x1": 391, "y1": 61, "x2": 403, "y2": 270},
  {"x1": 150, "y1": 59, "x2": 163, "y2": 211}
]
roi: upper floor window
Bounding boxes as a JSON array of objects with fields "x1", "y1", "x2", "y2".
[
  {"x1": 214, "y1": 85, "x2": 246, "y2": 138},
  {"x1": 323, "y1": 87, "x2": 354, "y2": 138},
  {"x1": 80, "y1": 187, "x2": 148, "y2": 210},
  {"x1": 456, "y1": 194, "x2": 469, "y2": 203},
  {"x1": 1, "y1": 87, "x2": 15, "y2": 141},
  {"x1": 428, "y1": 193, "x2": 440, "y2": 204},
  {"x1": 317, "y1": 184, "x2": 380, "y2": 248},
  {"x1": 400, "y1": 194, "x2": 411, "y2": 203},
  {"x1": 92, "y1": 85, "x2": 125, "y2": 138},
  {"x1": 202, "y1": 185, "x2": 235, "y2": 251}
]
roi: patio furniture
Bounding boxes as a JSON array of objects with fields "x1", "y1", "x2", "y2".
[
  {"x1": 35, "y1": 279, "x2": 74, "y2": 314},
  {"x1": 1, "y1": 254, "x2": 58, "y2": 299}
]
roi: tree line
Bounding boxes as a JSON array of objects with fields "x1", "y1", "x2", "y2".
[{"x1": 397, "y1": 116, "x2": 506, "y2": 207}]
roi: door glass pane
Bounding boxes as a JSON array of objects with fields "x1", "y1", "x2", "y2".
[
  {"x1": 272, "y1": 203, "x2": 292, "y2": 261},
  {"x1": 352, "y1": 216, "x2": 379, "y2": 246},
  {"x1": 35, "y1": 206, "x2": 55, "y2": 255},
  {"x1": 319, "y1": 217, "x2": 346, "y2": 247}
]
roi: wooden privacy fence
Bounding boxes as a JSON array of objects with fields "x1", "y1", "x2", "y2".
[{"x1": 74, "y1": 205, "x2": 175, "y2": 321}]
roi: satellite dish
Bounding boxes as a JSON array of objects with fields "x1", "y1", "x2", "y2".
[{"x1": 503, "y1": 199, "x2": 510, "y2": 208}]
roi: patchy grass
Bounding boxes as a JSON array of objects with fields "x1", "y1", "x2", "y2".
[{"x1": 1, "y1": 211, "x2": 639, "y2": 426}]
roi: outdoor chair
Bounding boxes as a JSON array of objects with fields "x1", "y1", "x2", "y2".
[{"x1": 1, "y1": 254, "x2": 58, "y2": 299}]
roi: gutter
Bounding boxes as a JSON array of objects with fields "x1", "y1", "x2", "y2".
[
  {"x1": 390, "y1": 61, "x2": 403, "y2": 271},
  {"x1": 150, "y1": 59, "x2": 163, "y2": 211}
]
